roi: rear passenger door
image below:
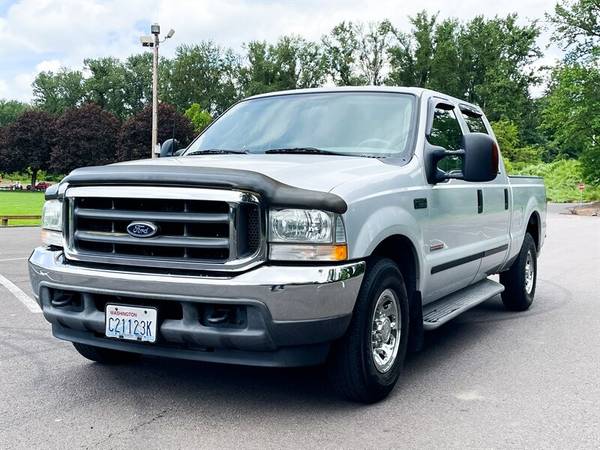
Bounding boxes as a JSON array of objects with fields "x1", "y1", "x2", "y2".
[
  {"x1": 421, "y1": 101, "x2": 482, "y2": 304},
  {"x1": 458, "y1": 106, "x2": 510, "y2": 279}
]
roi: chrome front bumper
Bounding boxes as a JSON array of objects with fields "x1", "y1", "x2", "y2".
[
  {"x1": 29, "y1": 247, "x2": 365, "y2": 322},
  {"x1": 28, "y1": 247, "x2": 365, "y2": 366}
]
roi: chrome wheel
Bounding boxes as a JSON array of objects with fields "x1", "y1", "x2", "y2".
[
  {"x1": 371, "y1": 288, "x2": 401, "y2": 373},
  {"x1": 524, "y1": 250, "x2": 534, "y2": 294}
]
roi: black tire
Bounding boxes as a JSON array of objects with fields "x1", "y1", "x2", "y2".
[
  {"x1": 500, "y1": 233, "x2": 537, "y2": 311},
  {"x1": 327, "y1": 258, "x2": 409, "y2": 403},
  {"x1": 72, "y1": 342, "x2": 141, "y2": 364}
]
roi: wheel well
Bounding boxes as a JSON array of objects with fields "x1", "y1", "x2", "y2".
[
  {"x1": 370, "y1": 234, "x2": 423, "y2": 352},
  {"x1": 370, "y1": 235, "x2": 419, "y2": 296},
  {"x1": 526, "y1": 212, "x2": 540, "y2": 250}
]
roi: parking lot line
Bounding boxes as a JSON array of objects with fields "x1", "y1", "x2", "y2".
[
  {"x1": 0, "y1": 273, "x2": 42, "y2": 313},
  {"x1": 0, "y1": 257, "x2": 27, "y2": 263}
]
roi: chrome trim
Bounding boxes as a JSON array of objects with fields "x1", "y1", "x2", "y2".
[
  {"x1": 64, "y1": 185, "x2": 266, "y2": 272},
  {"x1": 75, "y1": 208, "x2": 230, "y2": 223},
  {"x1": 74, "y1": 231, "x2": 230, "y2": 248},
  {"x1": 29, "y1": 247, "x2": 365, "y2": 321},
  {"x1": 65, "y1": 186, "x2": 258, "y2": 203}
]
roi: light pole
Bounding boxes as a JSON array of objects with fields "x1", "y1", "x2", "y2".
[{"x1": 140, "y1": 24, "x2": 175, "y2": 159}]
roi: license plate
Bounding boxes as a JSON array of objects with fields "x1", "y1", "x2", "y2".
[{"x1": 105, "y1": 304, "x2": 157, "y2": 343}]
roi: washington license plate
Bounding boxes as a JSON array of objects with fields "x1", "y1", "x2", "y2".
[{"x1": 105, "y1": 305, "x2": 157, "y2": 343}]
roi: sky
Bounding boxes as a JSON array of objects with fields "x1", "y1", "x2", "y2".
[{"x1": 0, "y1": 0, "x2": 562, "y2": 102}]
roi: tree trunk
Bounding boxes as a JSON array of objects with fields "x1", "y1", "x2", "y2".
[{"x1": 31, "y1": 169, "x2": 38, "y2": 189}]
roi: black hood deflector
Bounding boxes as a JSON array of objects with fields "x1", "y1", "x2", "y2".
[{"x1": 59, "y1": 164, "x2": 348, "y2": 214}]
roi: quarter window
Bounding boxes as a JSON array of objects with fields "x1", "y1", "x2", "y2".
[{"x1": 461, "y1": 110, "x2": 488, "y2": 134}]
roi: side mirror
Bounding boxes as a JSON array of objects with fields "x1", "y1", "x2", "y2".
[
  {"x1": 462, "y1": 133, "x2": 499, "y2": 182},
  {"x1": 160, "y1": 138, "x2": 180, "y2": 157},
  {"x1": 424, "y1": 133, "x2": 498, "y2": 184}
]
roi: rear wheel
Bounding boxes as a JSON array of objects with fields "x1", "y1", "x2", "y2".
[
  {"x1": 72, "y1": 342, "x2": 140, "y2": 364},
  {"x1": 500, "y1": 233, "x2": 537, "y2": 311},
  {"x1": 327, "y1": 258, "x2": 409, "y2": 403}
]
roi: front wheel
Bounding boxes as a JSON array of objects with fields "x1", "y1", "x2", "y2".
[
  {"x1": 327, "y1": 258, "x2": 409, "y2": 403},
  {"x1": 500, "y1": 233, "x2": 537, "y2": 311}
]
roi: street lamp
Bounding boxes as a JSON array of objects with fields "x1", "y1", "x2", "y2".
[{"x1": 140, "y1": 23, "x2": 175, "y2": 159}]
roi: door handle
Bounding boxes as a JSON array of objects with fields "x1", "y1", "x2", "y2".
[
  {"x1": 504, "y1": 188, "x2": 509, "y2": 210},
  {"x1": 477, "y1": 189, "x2": 483, "y2": 214}
]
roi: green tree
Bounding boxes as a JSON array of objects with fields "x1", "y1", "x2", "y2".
[
  {"x1": 356, "y1": 20, "x2": 393, "y2": 85},
  {"x1": 491, "y1": 119, "x2": 540, "y2": 164},
  {"x1": 117, "y1": 103, "x2": 195, "y2": 161},
  {"x1": 458, "y1": 15, "x2": 541, "y2": 132},
  {"x1": 32, "y1": 68, "x2": 86, "y2": 114},
  {"x1": 322, "y1": 22, "x2": 363, "y2": 86},
  {"x1": 240, "y1": 41, "x2": 278, "y2": 95},
  {"x1": 386, "y1": 11, "x2": 542, "y2": 138},
  {"x1": 123, "y1": 53, "x2": 153, "y2": 114},
  {"x1": 540, "y1": 64, "x2": 599, "y2": 178},
  {"x1": 543, "y1": 0, "x2": 600, "y2": 184},
  {"x1": 83, "y1": 57, "x2": 129, "y2": 118},
  {"x1": 428, "y1": 19, "x2": 461, "y2": 96},
  {"x1": 167, "y1": 42, "x2": 241, "y2": 115},
  {"x1": 0, "y1": 100, "x2": 29, "y2": 127},
  {"x1": 547, "y1": 0, "x2": 599, "y2": 61},
  {"x1": 240, "y1": 36, "x2": 327, "y2": 96},
  {"x1": 388, "y1": 11, "x2": 437, "y2": 87},
  {"x1": 184, "y1": 103, "x2": 213, "y2": 133}
]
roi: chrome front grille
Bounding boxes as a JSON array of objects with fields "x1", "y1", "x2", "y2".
[{"x1": 64, "y1": 186, "x2": 264, "y2": 272}]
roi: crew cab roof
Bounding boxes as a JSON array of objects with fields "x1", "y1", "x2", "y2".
[{"x1": 244, "y1": 86, "x2": 483, "y2": 115}]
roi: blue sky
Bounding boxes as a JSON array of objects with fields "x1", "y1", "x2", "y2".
[{"x1": 0, "y1": 0, "x2": 561, "y2": 102}]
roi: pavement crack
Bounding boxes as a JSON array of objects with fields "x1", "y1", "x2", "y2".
[{"x1": 84, "y1": 408, "x2": 171, "y2": 449}]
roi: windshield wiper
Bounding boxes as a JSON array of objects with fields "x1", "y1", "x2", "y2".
[
  {"x1": 264, "y1": 147, "x2": 348, "y2": 156},
  {"x1": 186, "y1": 149, "x2": 248, "y2": 156}
]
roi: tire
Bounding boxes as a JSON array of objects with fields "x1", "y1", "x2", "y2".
[
  {"x1": 500, "y1": 233, "x2": 537, "y2": 311},
  {"x1": 327, "y1": 258, "x2": 409, "y2": 403},
  {"x1": 72, "y1": 342, "x2": 141, "y2": 364}
]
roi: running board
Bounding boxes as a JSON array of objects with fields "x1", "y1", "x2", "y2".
[{"x1": 423, "y1": 279, "x2": 504, "y2": 330}]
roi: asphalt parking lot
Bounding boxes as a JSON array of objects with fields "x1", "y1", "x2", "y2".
[{"x1": 1, "y1": 206, "x2": 599, "y2": 449}]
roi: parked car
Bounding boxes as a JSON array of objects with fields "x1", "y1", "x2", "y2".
[
  {"x1": 29, "y1": 87, "x2": 546, "y2": 403},
  {"x1": 34, "y1": 181, "x2": 52, "y2": 191}
]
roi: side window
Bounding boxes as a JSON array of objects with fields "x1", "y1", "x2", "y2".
[
  {"x1": 461, "y1": 110, "x2": 488, "y2": 134},
  {"x1": 428, "y1": 106, "x2": 463, "y2": 172}
]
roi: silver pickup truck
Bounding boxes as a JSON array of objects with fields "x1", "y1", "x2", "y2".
[{"x1": 29, "y1": 87, "x2": 546, "y2": 403}]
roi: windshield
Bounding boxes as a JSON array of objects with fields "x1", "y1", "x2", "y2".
[{"x1": 185, "y1": 92, "x2": 416, "y2": 158}]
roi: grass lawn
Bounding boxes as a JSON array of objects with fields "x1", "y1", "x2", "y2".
[{"x1": 0, "y1": 191, "x2": 45, "y2": 226}]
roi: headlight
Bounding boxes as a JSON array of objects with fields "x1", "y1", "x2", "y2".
[
  {"x1": 268, "y1": 209, "x2": 347, "y2": 261},
  {"x1": 41, "y1": 200, "x2": 63, "y2": 246}
]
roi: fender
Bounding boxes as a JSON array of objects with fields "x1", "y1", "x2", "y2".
[{"x1": 347, "y1": 204, "x2": 425, "y2": 293}]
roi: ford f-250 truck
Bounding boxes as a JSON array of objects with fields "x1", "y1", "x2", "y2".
[{"x1": 29, "y1": 87, "x2": 546, "y2": 403}]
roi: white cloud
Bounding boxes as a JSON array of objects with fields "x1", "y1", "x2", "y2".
[
  {"x1": 35, "y1": 59, "x2": 62, "y2": 72},
  {"x1": 0, "y1": 0, "x2": 561, "y2": 102}
]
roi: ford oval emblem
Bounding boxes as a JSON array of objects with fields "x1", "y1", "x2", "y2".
[{"x1": 126, "y1": 221, "x2": 158, "y2": 238}]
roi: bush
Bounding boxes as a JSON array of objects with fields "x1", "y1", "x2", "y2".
[
  {"x1": 580, "y1": 145, "x2": 600, "y2": 184},
  {"x1": 509, "y1": 159, "x2": 600, "y2": 202},
  {"x1": 0, "y1": 170, "x2": 64, "y2": 184}
]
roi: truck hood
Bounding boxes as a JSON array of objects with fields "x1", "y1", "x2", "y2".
[
  {"x1": 113, "y1": 154, "x2": 388, "y2": 193},
  {"x1": 59, "y1": 154, "x2": 405, "y2": 213}
]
